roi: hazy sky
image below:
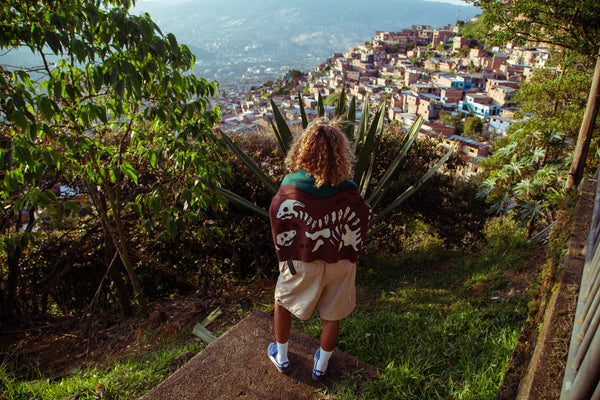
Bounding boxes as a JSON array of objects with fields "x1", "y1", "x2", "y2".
[{"x1": 137, "y1": 0, "x2": 472, "y2": 5}]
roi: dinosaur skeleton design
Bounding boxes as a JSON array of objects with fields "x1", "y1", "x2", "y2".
[{"x1": 274, "y1": 199, "x2": 364, "y2": 253}]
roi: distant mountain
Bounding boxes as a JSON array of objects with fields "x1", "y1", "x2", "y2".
[
  {"x1": 0, "y1": 1, "x2": 480, "y2": 90},
  {"x1": 133, "y1": 0, "x2": 480, "y2": 88}
]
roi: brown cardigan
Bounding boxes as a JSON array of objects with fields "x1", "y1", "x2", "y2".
[{"x1": 269, "y1": 172, "x2": 371, "y2": 264}]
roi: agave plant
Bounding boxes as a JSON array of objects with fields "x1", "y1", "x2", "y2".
[{"x1": 216, "y1": 89, "x2": 453, "y2": 237}]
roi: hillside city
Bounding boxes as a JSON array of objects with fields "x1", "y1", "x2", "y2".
[{"x1": 214, "y1": 18, "x2": 549, "y2": 179}]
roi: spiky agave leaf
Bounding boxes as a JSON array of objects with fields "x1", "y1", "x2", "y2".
[
  {"x1": 335, "y1": 87, "x2": 347, "y2": 117},
  {"x1": 219, "y1": 130, "x2": 279, "y2": 194},
  {"x1": 361, "y1": 126, "x2": 384, "y2": 198},
  {"x1": 269, "y1": 98, "x2": 294, "y2": 154},
  {"x1": 215, "y1": 187, "x2": 269, "y2": 219},
  {"x1": 269, "y1": 116, "x2": 287, "y2": 155},
  {"x1": 367, "y1": 115, "x2": 423, "y2": 208},
  {"x1": 298, "y1": 92, "x2": 308, "y2": 129},
  {"x1": 344, "y1": 95, "x2": 357, "y2": 142},
  {"x1": 353, "y1": 93, "x2": 370, "y2": 156},
  {"x1": 354, "y1": 99, "x2": 386, "y2": 193},
  {"x1": 369, "y1": 147, "x2": 455, "y2": 228},
  {"x1": 317, "y1": 92, "x2": 325, "y2": 117}
]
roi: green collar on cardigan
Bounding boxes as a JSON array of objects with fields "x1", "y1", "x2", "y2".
[{"x1": 281, "y1": 170, "x2": 356, "y2": 198}]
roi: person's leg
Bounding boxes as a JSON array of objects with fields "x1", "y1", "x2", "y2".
[
  {"x1": 320, "y1": 319, "x2": 339, "y2": 351},
  {"x1": 269, "y1": 303, "x2": 291, "y2": 372},
  {"x1": 313, "y1": 260, "x2": 353, "y2": 380},
  {"x1": 274, "y1": 302, "x2": 291, "y2": 343},
  {"x1": 313, "y1": 319, "x2": 339, "y2": 379}
]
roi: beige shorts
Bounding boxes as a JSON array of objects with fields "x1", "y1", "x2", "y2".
[{"x1": 274, "y1": 259, "x2": 356, "y2": 321}]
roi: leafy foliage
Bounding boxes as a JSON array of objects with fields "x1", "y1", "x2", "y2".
[
  {"x1": 471, "y1": 0, "x2": 600, "y2": 192},
  {"x1": 514, "y1": 58, "x2": 594, "y2": 137},
  {"x1": 463, "y1": 116, "x2": 484, "y2": 140},
  {"x1": 473, "y1": 0, "x2": 600, "y2": 61},
  {"x1": 478, "y1": 127, "x2": 569, "y2": 234},
  {"x1": 459, "y1": 12, "x2": 495, "y2": 47},
  {"x1": 477, "y1": 55, "x2": 598, "y2": 234},
  {"x1": 439, "y1": 111, "x2": 464, "y2": 135},
  {"x1": 0, "y1": 0, "x2": 228, "y2": 315}
]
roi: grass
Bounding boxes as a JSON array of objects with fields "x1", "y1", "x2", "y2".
[
  {"x1": 0, "y1": 331, "x2": 206, "y2": 400},
  {"x1": 0, "y1": 217, "x2": 538, "y2": 400},
  {"x1": 295, "y1": 238, "x2": 535, "y2": 399}
]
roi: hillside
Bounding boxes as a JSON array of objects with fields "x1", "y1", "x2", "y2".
[{"x1": 132, "y1": 0, "x2": 480, "y2": 86}]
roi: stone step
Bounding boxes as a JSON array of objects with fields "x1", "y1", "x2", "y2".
[{"x1": 140, "y1": 310, "x2": 378, "y2": 400}]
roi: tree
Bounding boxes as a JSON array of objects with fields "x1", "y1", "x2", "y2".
[
  {"x1": 323, "y1": 92, "x2": 338, "y2": 107},
  {"x1": 464, "y1": 116, "x2": 484, "y2": 139},
  {"x1": 439, "y1": 112, "x2": 464, "y2": 135},
  {"x1": 514, "y1": 57, "x2": 592, "y2": 137},
  {"x1": 473, "y1": 0, "x2": 600, "y2": 59},
  {"x1": 409, "y1": 57, "x2": 423, "y2": 67},
  {"x1": 287, "y1": 69, "x2": 304, "y2": 82},
  {"x1": 472, "y1": 0, "x2": 600, "y2": 189},
  {"x1": 386, "y1": 43, "x2": 399, "y2": 54},
  {"x1": 459, "y1": 12, "x2": 494, "y2": 47},
  {"x1": 0, "y1": 0, "x2": 227, "y2": 316}
]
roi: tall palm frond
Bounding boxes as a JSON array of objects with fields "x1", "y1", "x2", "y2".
[
  {"x1": 488, "y1": 193, "x2": 511, "y2": 216},
  {"x1": 494, "y1": 142, "x2": 518, "y2": 158},
  {"x1": 477, "y1": 176, "x2": 497, "y2": 199},
  {"x1": 513, "y1": 178, "x2": 533, "y2": 197},
  {"x1": 522, "y1": 146, "x2": 546, "y2": 165},
  {"x1": 515, "y1": 199, "x2": 544, "y2": 223}
]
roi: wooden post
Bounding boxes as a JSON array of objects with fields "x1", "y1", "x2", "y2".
[{"x1": 565, "y1": 52, "x2": 600, "y2": 190}]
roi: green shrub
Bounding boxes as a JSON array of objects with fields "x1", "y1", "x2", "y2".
[
  {"x1": 205, "y1": 129, "x2": 287, "y2": 280},
  {"x1": 364, "y1": 133, "x2": 487, "y2": 255},
  {"x1": 483, "y1": 216, "x2": 528, "y2": 253}
]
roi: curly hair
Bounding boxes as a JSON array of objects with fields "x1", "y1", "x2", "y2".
[{"x1": 285, "y1": 118, "x2": 352, "y2": 188}]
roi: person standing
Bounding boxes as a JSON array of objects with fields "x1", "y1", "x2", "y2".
[{"x1": 268, "y1": 118, "x2": 371, "y2": 380}]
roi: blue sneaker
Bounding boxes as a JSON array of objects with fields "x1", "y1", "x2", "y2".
[
  {"x1": 268, "y1": 342, "x2": 290, "y2": 374},
  {"x1": 312, "y1": 348, "x2": 332, "y2": 381}
]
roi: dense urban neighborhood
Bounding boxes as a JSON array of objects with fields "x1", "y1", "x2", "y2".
[{"x1": 215, "y1": 19, "x2": 550, "y2": 179}]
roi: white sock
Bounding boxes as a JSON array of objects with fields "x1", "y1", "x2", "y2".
[
  {"x1": 316, "y1": 347, "x2": 333, "y2": 371},
  {"x1": 276, "y1": 341, "x2": 289, "y2": 364}
]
